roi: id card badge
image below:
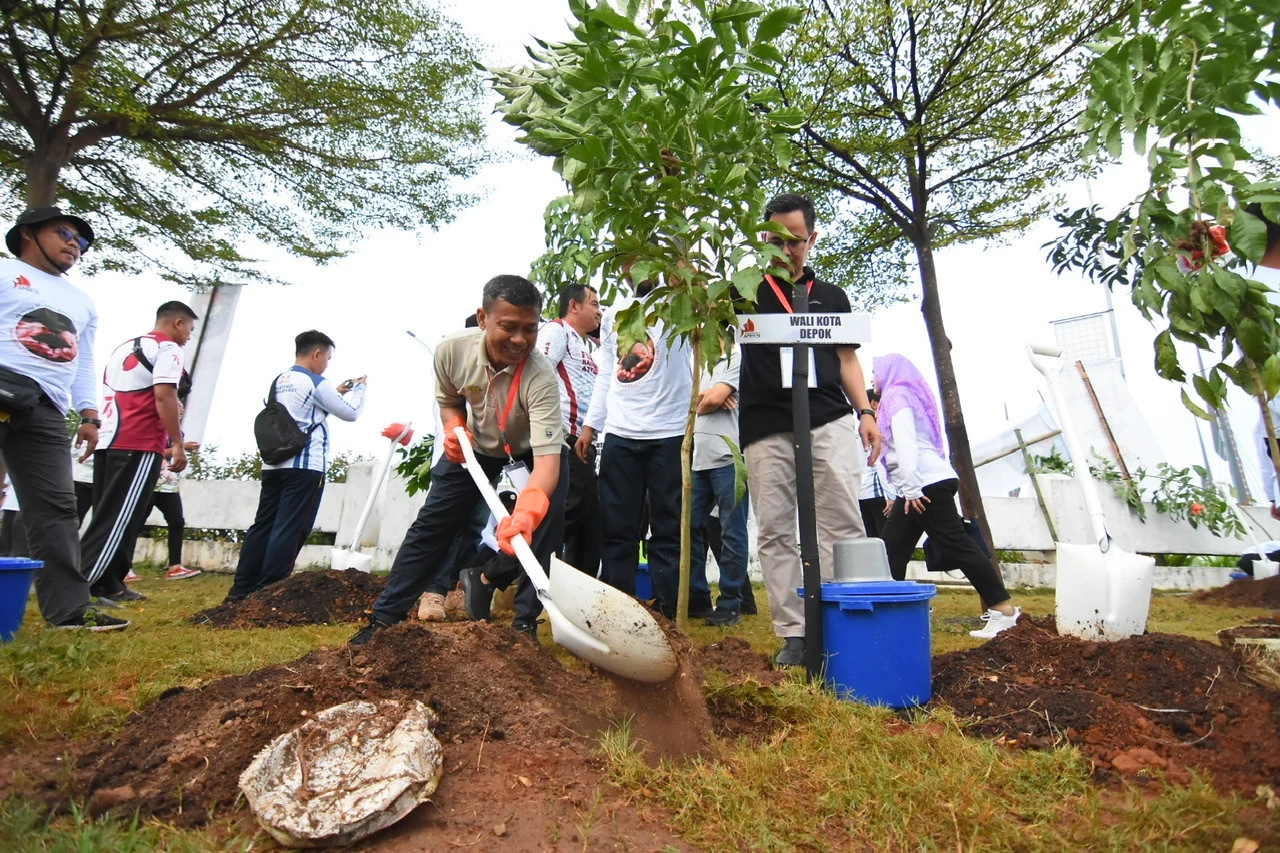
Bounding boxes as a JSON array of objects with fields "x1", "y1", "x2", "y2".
[
  {"x1": 503, "y1": 461, "x2": 531, "y2": 492},
  {"x1": 779, "y1": 346, "x2": 818, "y2": 389}
]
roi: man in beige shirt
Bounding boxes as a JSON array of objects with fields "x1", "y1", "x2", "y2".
[{"x1": 351, "y1": 275, "x2": 568, "y2": 644}]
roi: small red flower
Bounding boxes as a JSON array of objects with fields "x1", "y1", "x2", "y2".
[{"x1": 1190, "y1": 503, "x2": 1205, "y2": 516}]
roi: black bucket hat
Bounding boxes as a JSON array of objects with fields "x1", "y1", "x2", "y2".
[{"x1": 5, "y1": 206, "x2": 95, "y2": 256}]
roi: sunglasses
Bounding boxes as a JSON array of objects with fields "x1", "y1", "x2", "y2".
[{"x1": 49, "y1": 224, "x2": 90, "y2": 253}]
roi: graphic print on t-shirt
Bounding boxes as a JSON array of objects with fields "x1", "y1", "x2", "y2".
[{"x1": 15, "y1": 307, "x2": 78, "y2": 363}]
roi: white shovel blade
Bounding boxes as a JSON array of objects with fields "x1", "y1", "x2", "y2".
[
  {"x1": 547, "y1": 557, "x2": 679, "y2": 683},
  {"x1": 1254, "y1": 558, "x2": 1279, "y2": 580},
  {"x1": 1055, "y1": 541, "x2": 1155, "y2": 641},
  {"x1": 331, "y1": 548, "x2": 373, "y2": 573}
]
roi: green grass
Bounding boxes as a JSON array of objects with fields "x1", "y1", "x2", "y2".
[{"x1": 2, "y1": 570, "x2": 1275, "y2": 851}]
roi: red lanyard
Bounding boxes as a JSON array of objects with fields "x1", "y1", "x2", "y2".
[
  {"x1": 765, "y1": 274, "x2": 813, "y2": 315},
  {"x1": 490, "y1": 358, "x2": 526, "y2": 460}
]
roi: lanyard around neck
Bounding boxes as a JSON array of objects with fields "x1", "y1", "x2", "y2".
[
  {"x1": 490, "y1": 358, "x2": 527, "y2": 460},
  {"x1": 764, "y1": 274, "x2": 813, "y2": 315}
]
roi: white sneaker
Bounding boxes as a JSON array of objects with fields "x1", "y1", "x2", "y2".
[{"x1": 969, "y1": 606, "x2": 1021, "y2": 639}]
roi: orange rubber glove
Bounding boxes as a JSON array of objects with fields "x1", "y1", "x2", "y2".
[
  {"x1": 381, "y1": 422, "x2": 414, "y2": 446},
  {"x1": 496, "y1": 487, "x2": 550, "y2": 555},
  {"x1": 443, "y1": 417, "x2": 473, "y2": 464}
]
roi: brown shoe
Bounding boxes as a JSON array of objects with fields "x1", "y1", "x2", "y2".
[
  {"x1": 417, "y1": 592, "x2": 446, "y2": 622},
  {"x1": 444, "y1": 585, "x2": 467, "y2": 620}
]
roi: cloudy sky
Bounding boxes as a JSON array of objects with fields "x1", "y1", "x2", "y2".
[{"x1": 71, "y1": 0, "x2": 1277, "y2": 500}]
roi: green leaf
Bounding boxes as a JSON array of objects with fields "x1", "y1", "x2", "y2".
[
  {"x1": 755, "y1": 7, "x2": 803, "y2": 42},
  {"x1": 1180, "y1": 388, "x2": 1212, "y2": 422},
  {"x1": 1228, "y1": 208, "x2": 1268, "y2": 263},
  {"x1": 722, "y1": 434, "x2": 749, "y2": 505},
  {"x1": 1236, "y1": 317, "x2": 1269, "y2": 362},
  {"x1": 1154, "y1": 330, "x2": 1184, "y2": 380},
  {"x1": 1264, "y1": 355, "x2": 1280, "y2": 399}
]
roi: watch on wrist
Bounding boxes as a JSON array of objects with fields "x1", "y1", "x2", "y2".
[
  {"x1": 81, "y1": 418, "x2": 102, "y2": 427},
  {"x1": 857, "y1": 408, "x2": 875, "y2": 419}
]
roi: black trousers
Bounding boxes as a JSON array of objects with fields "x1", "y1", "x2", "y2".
[
  {"x1": 562, "y1": 436, "x2": 601, "y2": 576},
  {"x1": 82, "y1": 449, "x2": 162, "y2": 596},
  {"x1": 75, "y1": 481, "x2": 92, "y2": 524},
  {"x1": 598, "y1": 434, "x2": 682, "y2": 614},
  {"x1": 0, "y1": 398, "x2": 93, "y2": 624},
  {"x1": 372, "y1": 449, "x2": 568, "y2": 626},
  {"x1": 881, "y1": 479, "x2": 1010, "y2": 608},
  {"x1": 860, "y1": 497, "x2": 887, "y2": 538},
  {"x1": 151, "y1": 491, "x2": 185, "y2": 567},
  {"x1": 228, "y1": 468, "x2": 325, "y2": 598}
]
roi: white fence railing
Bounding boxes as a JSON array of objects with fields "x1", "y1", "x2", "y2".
[{"x1": 133, "y1": 467, "x2": 1279, "y2": 590}]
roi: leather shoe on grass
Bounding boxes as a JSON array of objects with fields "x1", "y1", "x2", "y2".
[{"x1": 704, "y1": 606, "x2": 741, "y2": 627}]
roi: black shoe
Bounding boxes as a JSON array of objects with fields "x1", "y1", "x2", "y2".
[
  {"x1": 511, "y1": 620, "x2": 539, "y2": 640},
  {"x1": 773, "y1": 637, "x2": 805, "y2": 668},
  {"x1": 91, "y1": 595, "x2": 123, "y2": 609},
  {"x1": 459, "y1": 567, "x2": 493, "y2": 622},
  {"x1": 349, "y1": 618, "x2": 392, "y2": 646},
  {"x1": 704, "y1": 606, "x2": 741, "y2": 627},
  {"x1": 740, "y1": 595, "x2": 758, "y2": 616},
  {"x1": 104, "y1": 587, "x2": 147, "y2": 603},
  {"x1": 688, "y1": 601, "x2": 714, "y2": 619},
  {"x1": 52, "y1": 609, "x2": 130, "y2": 632}
]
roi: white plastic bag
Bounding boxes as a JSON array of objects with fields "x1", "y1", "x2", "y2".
[{"x1": 239, "y1": 699, "x2": 444, "y2": 847}]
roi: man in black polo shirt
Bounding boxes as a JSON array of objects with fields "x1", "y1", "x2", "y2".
[{"x1": 737, "y1": 192, "x2": 882, "y2": 667}]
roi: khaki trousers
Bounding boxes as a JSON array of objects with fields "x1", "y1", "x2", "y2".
[{"x1": 745, "y1": 414, "x2": 866, "y2": 638}]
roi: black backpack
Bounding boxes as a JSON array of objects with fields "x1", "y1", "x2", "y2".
[{"x1": 254, "y1": 376, "x2": 318, "y2": 465}]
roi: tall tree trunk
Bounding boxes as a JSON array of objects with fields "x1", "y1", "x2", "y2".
[
  {"x1": 676, "y1": 325, "x2": 704, "y2": 631},
  {"x1": 25, "y1": 142, "x2": 66, "y2": 207},
  {"x1": 914, "y1": 240, "x2": 1001, "y2": 571}
]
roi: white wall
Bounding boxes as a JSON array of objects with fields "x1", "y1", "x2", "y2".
[{"x1": 135, "y1": 464, "x2": 1274, "y2": 590}]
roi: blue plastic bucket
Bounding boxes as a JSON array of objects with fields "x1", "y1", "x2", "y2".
[
  {"x1": 0, "y1": 558, "x2": 42, "y2": 641},
  {"x1": 801, "y1": 580, "x2": 936, "y2": 708},
  {"x1": 635, "y1": 562, "x2": 653, "y2": 600}
]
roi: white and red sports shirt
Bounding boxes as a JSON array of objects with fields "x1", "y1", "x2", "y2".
[
  {"x1": 539, "y1": 318, "x2": 598, "y2": 438},
  {"x1": 98, "y1": 332, "x2": 185, "y2": 454}
]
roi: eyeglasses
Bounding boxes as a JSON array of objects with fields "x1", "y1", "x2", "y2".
[
  {"x1": 764, "y1": 234, "x2": 811, "y2": 250},
  {"x1": 49, "y1": 225, "x2": 89, "y2": 253}
]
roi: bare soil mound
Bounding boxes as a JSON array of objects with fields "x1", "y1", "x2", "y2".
[
  {"x1": 1192, "y1": 574, "x2": 1280, "y2": 609},
  {"x1": 932, "y1": 618, "x2": 1280, "y2": 792},
  {"x1": 58, "y1": 621, "x2": 723, "y2": 848},
  {"x1": 190, "y1": 569, "x2": 384, "y2": 628}
]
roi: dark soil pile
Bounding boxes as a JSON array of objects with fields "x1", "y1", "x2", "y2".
[
  {"x1": 932, "y1": 618, "x2": 1280, "y2": 792},
  {"x1": 58, "y1": 621, "x2": 713, "y2": 848},
  {"x1": 190, "y1": 569, "x2": 384, "y2": 628},
  {"x1": 1192, "y1": 574, "x2": 1280, "y2": 609}
]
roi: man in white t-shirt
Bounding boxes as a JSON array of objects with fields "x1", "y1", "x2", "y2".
[
  {"x1": 82, "y1": 301, "x2": 197, "y2": 602},
  {"x1": 226, "y1": 330, "x2": 365, "y2": 600},
  {"x1": 0, "y1": 206, "x2": 125, "y2": 630},
  {"x1": 540, "y1": 283, "x2": 602, "y2": 575},
  {"x1": 577, "y1": 273, "x2": 693, "y2": 618}
]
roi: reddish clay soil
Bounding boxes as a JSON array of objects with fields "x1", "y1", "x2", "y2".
[
  {"x1": 932, "y1": 617, "x2": 1280, "y2": 792},
  {"x1": 190, "y1": 569, "x2": 384, "y2": 628},
  {"x1": 12, "y1": 622, "x2": 749, "y2": 850},
  {"x1": 1192, "y1": 574, "x2": 1280, "y2": 609}
]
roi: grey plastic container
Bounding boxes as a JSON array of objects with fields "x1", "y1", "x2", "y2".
[{"x1": 832, "y1": 538, "x2": 892, "y2": 582}]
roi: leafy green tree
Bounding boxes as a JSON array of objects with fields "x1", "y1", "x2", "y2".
[
  {"x1": 0, "y1": 0, "x2": 487, "y2": 287},
  {"x1": 493, "y1": 0, "x2": 803, "y2": 627},
  {"x1": 776, "y1": 0, "x2": 1124, "y2": 552},
  {"x1": 1050, "y1": 0, "x2": 1280, "y2": 484}
]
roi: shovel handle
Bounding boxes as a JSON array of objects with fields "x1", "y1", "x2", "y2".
[
  {"x1": 1028, "y1": 343, "x2": 1063, "y2": 357},
  {"x1": 453, "y1": 427, "x2": 551, "y2": 595}
]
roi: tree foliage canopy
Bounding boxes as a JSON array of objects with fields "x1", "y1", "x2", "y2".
[
  {"x1": 1050, "y1": 0, "x2": 1280, "y2": 421},
  {"x1": 778, "y1": 0, "x2": 1124, "y2": 299},
  {"x1": 0, "y1": 0, "x2": 487, "y2": 287}
]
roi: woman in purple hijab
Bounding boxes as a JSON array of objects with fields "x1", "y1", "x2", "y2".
[{"x1": 873, "y1": 354, "x2": 1021, "y2": 639}]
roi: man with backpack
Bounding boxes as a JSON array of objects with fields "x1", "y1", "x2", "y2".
[
  {"x1": 226, "y1": 330, "x2": 365, "y2": 601},
  {"x1": 83, "y1": 301, "x2": 198, "y2": 603}
]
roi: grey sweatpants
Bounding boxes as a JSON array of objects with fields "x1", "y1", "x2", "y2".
[
  {"x1": 0, "y1": 398, "x2": 92, "y2": 625},
  {"x1": 745, "y1": 414, "x2": 866, "y2": 639}
]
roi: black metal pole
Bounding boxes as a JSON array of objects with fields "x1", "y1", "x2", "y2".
[{"x1": 790, "y1": 283, "x2": 823, "y2": 683}]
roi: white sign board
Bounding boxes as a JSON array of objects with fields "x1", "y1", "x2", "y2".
[
  {"x1": 735, "y1": 312, "x2": 872, "y2": 345},
  {"x1": 181, "y1": 284, "x2": 243, "y2": 444}
]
